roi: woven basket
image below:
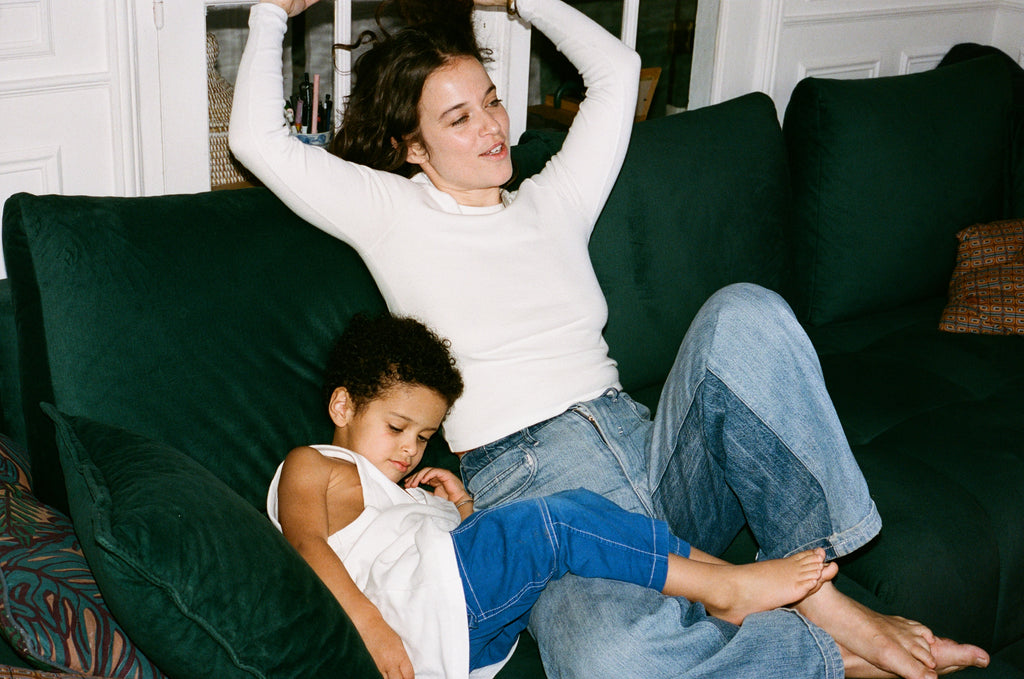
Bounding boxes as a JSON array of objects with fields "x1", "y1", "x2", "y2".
[{"x1": 207, "y1": 32, "x2": 256, "y2": 188}]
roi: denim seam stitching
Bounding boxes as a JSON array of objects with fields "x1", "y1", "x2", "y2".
[
  {"x1": 704, "y1": 364, "x2": 841, "y2": 558},
  {"x1": 570, "y1": 404, "x2": 656, "y2": 518}
]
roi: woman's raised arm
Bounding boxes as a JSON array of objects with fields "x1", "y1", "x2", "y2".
[
  {"x1": 230, "y1": 2, "x2": 410, "y2": 249},
  {"x1": 514, "y1": 0, "x2": 640, "y2": 231}
]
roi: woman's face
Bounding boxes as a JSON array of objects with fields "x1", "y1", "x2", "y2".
[{"x1": 405, "y1": 55, "x2": 513, "y2": 207}]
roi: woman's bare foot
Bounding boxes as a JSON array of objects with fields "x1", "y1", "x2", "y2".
[
  {"x1": 796, "y1": 582, "x2": 989, "y2": 679},
  {"x1": 927, "y1": 638, "x2": 990, "y2": 676},
  {"x1": 664, "y1": 547, "x2": 838, "y2": 625},
  {"x1": 840, "y1": 637, "x2": 991, "y2": 678}
]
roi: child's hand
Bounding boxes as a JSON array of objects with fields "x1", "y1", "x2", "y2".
[
  {"x1": 405, "y1": 467, "x2": 470, "y2": 504},
  {"x1": 362, "y1": 615, "x2": 415, "y2": 679}
]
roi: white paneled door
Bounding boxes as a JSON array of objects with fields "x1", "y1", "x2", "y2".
[{"x1": 0, "y1": 0, "x2": 141, "y2": 277}]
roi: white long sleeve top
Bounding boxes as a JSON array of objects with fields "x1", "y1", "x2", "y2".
[
  {"x1": 230, "y1": 0, "x2": 640, "y2": 451},
  {"x1": 267, "y1": 445, "x2": 502, "y2": 679}
]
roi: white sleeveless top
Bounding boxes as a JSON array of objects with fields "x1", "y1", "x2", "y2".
[{"x1": 268, "y1": 445, "x2": 506, "y2": 678}]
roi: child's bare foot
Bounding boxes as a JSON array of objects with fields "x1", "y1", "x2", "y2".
[
  {"x1": 796, "y1": 582, "x2": 989, "y2": 679},
  {"x1": 664, "y1": 547, "x2": 838, "y2": 625},
  {"x1": 703, "y1": 548, "x2": 837, "y2": 624}
]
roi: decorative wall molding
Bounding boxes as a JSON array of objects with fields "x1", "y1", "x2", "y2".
[
  {"x1": 0, "y1": 71, "x2": 111, "y2": 98},
  {"x1": 899, "y1": 47, "x2": 949, "y2": 73},
  {"x1": 782, "y1": 1, "x2": 999, "y2": 26},
  {"x1": 0, "y1": 145, "x2": 63, "y2": 197},
  {"x1": 0, "y1": 0, "x2": 54, "y2": 60},
  {"x1": 797, "y1": 56, "x2": 882, "y2": 81},
  {"x1": 108, "y1": 0, "x2": 142, "y2": 198},
  {"x1": 0, "y1": 144, "x2": 61, "y2": 276}
]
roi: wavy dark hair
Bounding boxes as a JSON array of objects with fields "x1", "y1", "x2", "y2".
[
  {"x1": 323, "y1": 313, "x2": 464, "y2": 412},
  {"x1": 329, "y1": 0, "x2": 489, "y2": 176}
]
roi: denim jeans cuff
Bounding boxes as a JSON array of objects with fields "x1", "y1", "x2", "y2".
[
  {"x1": 828, "y1": 499, "x2": 883, "y2": 559},
  {"x1": 648, "y1": 519, "x2": 671, "y2": 590}
]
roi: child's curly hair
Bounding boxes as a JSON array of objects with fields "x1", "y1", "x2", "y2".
[{"x1": 323, "y1": 313, "x2": 464, "y2": 412}]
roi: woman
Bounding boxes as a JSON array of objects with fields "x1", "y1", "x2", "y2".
[{"x1": 229, "y1": 1, "x2": 990, "y2": 677}]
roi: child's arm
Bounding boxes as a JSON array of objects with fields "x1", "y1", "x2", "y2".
[
  {"x1": 277, "y1": 447, "x2": 415, "y2": 679},
  {"x1": 404, "y1": 467, "x2": 475, "y2": 522}
]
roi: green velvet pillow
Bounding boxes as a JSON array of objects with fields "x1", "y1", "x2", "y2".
[
  {"x1": 783, "y1": 55, "x2": 1015, "y2": 326},
  {"x1": 46, "y1": 405, "x2": 380, "y2": 679},
  {"x1": 3, "y1": 189, "x2": 386, "y2": 514},
  {"x1": 0, "y1": 433, "x2": 166, "y2": 677}
]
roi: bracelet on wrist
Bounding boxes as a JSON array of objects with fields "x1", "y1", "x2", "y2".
[{"x1": 455, "y1": 497, "x2": 475, "y2": 509}]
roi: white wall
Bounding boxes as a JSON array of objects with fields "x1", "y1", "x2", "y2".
[
  {"x1": 691, "y1": 0, "x2": 1024, "y2": 118},
  {"x1": 994, "y1": 0, "x2": 1024, "y2": 61}
]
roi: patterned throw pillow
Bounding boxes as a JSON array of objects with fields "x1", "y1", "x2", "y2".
[
  {"x1": 939, "y1": 218, "x2": 1024, "y2": 334},
  {"x1": 0, "y1": 434, "x2": 167, "y2": 677}
]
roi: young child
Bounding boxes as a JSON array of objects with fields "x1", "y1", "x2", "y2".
[{"x1": 267, "y1": 313, "x2": 838, "y2": 679}]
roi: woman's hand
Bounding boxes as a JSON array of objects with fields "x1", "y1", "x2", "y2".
[
  {"x1": 405, "y1": 467, "x2": 471, "y2": 505},
  {"x1": 260, "y1": 0, "x2": 320, "y2": 17}
]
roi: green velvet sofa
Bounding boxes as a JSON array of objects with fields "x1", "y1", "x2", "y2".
[{"x1": 0, "y1": 50, "x2": 1021, "y2": 678}]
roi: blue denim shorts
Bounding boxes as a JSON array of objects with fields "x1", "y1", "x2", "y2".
[{"x1": 451, "y1": 488, "x2": 688, "y2": 670}]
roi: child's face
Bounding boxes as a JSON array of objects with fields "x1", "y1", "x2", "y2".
[{"x1": 336, "y1": 384, "x2": 449, "y2": 483}]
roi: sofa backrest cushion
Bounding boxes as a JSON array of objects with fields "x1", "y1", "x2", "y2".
[
  {"x1": 3, "y1": 189, "x2": 386, "y2": 512},
  {"x1": 3, "y1": 91, "x2": 790, "y2": 511},
  {"x1": 0, "y1": 282, "x2": 24, "y2": 450},
  {"x1": 588, "y1": 91, "x2": 789, "y2": 397},
  {"x1": 783, "y1": 55, "x2": 1014, "y2": 327},
  {"x1": 939, "y1": 45, "x2": 1024, "y2": 220}
]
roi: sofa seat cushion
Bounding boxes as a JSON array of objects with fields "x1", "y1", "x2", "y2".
[
  {"x1": 806, "y1": 300, "x2": 1024, "y2": 651},
  {"x1": 783, "y1": 55, "x2": 1015, "y2": 327},
  {"x1": 808, "y1": 298, "x2": 1024, "y2": 444},
  {"x1": 48, "y1": 406, "x2": 382, "y2": 679}
]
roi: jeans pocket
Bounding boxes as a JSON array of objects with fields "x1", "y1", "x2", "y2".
[
  {"x1": 621, "y1": 390, "x2": 652, "y2": 423},
  {"x1": 463, "y1": 444, "x2": 536, "y2": 508}
]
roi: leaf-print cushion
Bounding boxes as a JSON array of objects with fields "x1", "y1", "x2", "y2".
[{"x1": 0, "y1": 434, "x2": 167, "y2": 677}]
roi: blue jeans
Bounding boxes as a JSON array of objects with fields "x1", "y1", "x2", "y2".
[
  {"x1": 459, "y1": 284, "x2": 880, "y2": 679},
  {"x1": 450, "y1": 488, "x2": 689, "y2": 671}
]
